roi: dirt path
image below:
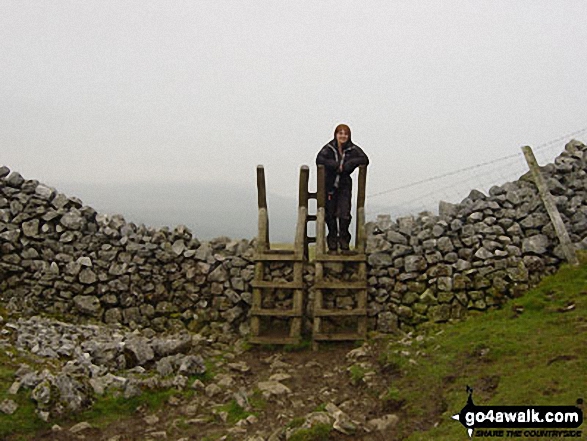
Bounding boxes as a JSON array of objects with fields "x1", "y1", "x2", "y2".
[{"x1": 29, "y1": 340, "x2": 401, "y2": 441}]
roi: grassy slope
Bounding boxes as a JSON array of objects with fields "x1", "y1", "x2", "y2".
[{"x1": 380, "y1": 255, "x2": 587, "y2": 440}]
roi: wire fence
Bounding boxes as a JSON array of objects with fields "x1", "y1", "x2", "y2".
[{"x1": 365, "y1": 126, "x2": 587, "y2": 221}]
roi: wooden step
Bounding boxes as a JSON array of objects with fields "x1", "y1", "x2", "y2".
[
  {"x1": 263, "y1": 249, "x2": 295, "y2": 254},
  {"x1": 313, "y1": 333, "x2": 365, "y2": 341},
  {"x1": 251, "y1": 308, "x2": 301, "y2": 317},
  {"x1": 255, "y1": 252, "x2": 303, "y2": 261},
  {"x1": 313, "y1": 308, "x2": 366, "y2": 317},
  {"x1": 251, "y1": 281, "x2": 304, "y2": 289},
  {"x1": 249, "y1": 336, "x2": 300, "y2": 345},
  {"x1": 315, "y1": 253, "x2": 366, "y2": 262},
  {"x1": 314, "y1": 281, "x2": 366, "y2": 290}
]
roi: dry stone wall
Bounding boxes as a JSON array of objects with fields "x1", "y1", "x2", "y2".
[
  {"x1": 1, "y1": 139, "x2": 587, "y2": 335},
  {"x1": 365, "y1": 139, "x2": 587, "y2": 332}
]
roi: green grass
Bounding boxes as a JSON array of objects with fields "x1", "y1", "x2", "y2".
[
  {"x1": 248, "y1": 389, "x2": 268, "y2": 411},
  {"x1": 0, "y1": 351, "x2": 51, "y2": 439},
  {"x1": 288, "y1": 423, "x2": 332, "y2": 441},
  {"x1": 348, "y1": 364, "x2": 367, "y2": 384},
  {"x1": 314, "y1": 403, "x2": 327, "y2": 412},
  {"x1": 194, "y1": 359, "x2": 217, "y2": 383},
  {"x1": 77, "y1": 387, "x2": 178, "y2": 428},
  {"x1": 215, "y1": 399, "x2": 253, "y2": 424},
  {"x1": 287, "y1": 416, "x2": 306, "y2": 429},
  {"x1": 380, "y1": 255, "x2": 587, "y2": 440},
  {"x1": 0, "y1": 352, "x2": 215, "y2": 439},
  {"x1": 284, "y1": 338, "x2": 312, "y2": 352}
]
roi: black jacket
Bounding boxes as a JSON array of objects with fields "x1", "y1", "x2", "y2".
[{"x1": 316, "y1": 140, "x2": 369, "y2": 192}]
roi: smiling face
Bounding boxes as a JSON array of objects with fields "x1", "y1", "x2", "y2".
[{"x1": 336, "y1": 129, "x2": 349, "y2": 147}]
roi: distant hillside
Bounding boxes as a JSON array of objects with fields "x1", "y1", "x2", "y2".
[
  {"x1": 50, "y1": 180, "x2": 402, "y2": 242},
  {"x1": 51, "y1": 180, "x2": 299, "y2": 242}
]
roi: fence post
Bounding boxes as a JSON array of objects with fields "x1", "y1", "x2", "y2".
[
  {"x1": 521, "y1": 146, "x2": 579, "y2": 266},
  {"x1": 316, "y1": 165, "x2": 326, "y2": 256},
  {"x1": 355, "y1": 165, "x2": 367, "y2": 253},
  {"x1": 256, "y1": 165, "x2": 269, "y2": 253}
]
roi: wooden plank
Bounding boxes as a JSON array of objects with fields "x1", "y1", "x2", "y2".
[
  {"x1": 313, "y1": 308, "x2": 367, "y2": 317},
  {"x1": 298, "y1": 165, "x2": 309, "y2": 209},
  {"x1": 256, "y1": 165, "x2": 269, "y2": 253},
  {"x1": 314, "y1": 281, "x2": 367, "y2": 290},
  {"x1": 292, "y1": 288, "x2": 304, "y2": 313},
  {"x1": 315, "y1": 253, "x2": 366, "y2": 262},
  {"x1": 257, "y1": 208, "x2": 269, "y2": 253},
  {"x1": 315, "y1": 261, "x2": 323, "y2": 280},
  {"x1": 293, "y1": 262, "x2": 303, "y2": 284},
  {"x1": 262, "y1": 249, "x2": 296, "y2": 255},
  {"x1": 294, "y1": 205, "x2": 307, "y2": 257},
  {"x1": 256, "y1": 165, "x2": 267, "y2": 209},
  {"x1": 249, "y1": 336, "x2": 300, "y2": 345},
  {"x1": 251, "y1": 281, "x2": 304, "y2": 289},
  {"x1": 312, "y1": 286, "x2": 323, "y2": 334},
  {"x1": 356, "y1": 207, "x2": 366, "y2": 254},
  {"x1": 252, "y1": 287, "x2": 262, "y2": 308},
  {"x1": 317, "y1": 165, "x2": 325, "y2": 208},
  {"x1": 313, "y1": 333, "x2": 365, "y2": 341},
  {"x1": 316, "y1": 208, "x2": 326, "y2": 257},
  {"x1": 250, "y1": 281, "x2": 262, "y2": 336},
  {"x1": 356, "y1": 288, "x2": 367, "y2": 309},
  {"x1": 250, "y1": 308, "x2": 301, "y2": 317},
  {"x1": 357, "y1": 317, "x2": 367, "y2": 338},
  {"x1": 522, "y1": 146, "x2": 579, "y2": 266},
  {"x1": 255, "y1": 253, "x2": 303, "y2": 262},
  {"x1": 250, "y1": 317, "x2": 260, "y2": 337},
  {"x1": 253, "y1": 262, "x2": 264, "y2": 282},
  {"x1": 289, "y1": 317, "x2": 302, "y2": 338},
  {"x1": 357, "y1": 261, "x2": 367, "y2": 280}
]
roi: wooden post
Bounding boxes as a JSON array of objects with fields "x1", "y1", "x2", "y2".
[
  {"x1": 316, "y1": 165, "x2": 326, "y2": 256},
  {"x1": 355, "y1": 165, "x2": 367, "y2": 253},
  {"x1": 256, "y1": 165, "x2": 269, "y2": 252},
  {"x1": 298, "y1": 166, "x2": 310, "y2": 258},
  {"x1": 521, "y1": 146, "x2": 579, "y2": 266}
]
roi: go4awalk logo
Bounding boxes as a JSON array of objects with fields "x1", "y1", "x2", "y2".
[{"x1": 451, "y1": 386, "x2": 583, "y2": 438}]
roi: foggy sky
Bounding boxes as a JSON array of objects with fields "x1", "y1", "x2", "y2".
[{"x1": 2, "y1": 1, "x2": 587, "y2": 227}]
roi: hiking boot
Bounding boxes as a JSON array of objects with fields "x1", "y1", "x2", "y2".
[{"x1": 327, "y1": 235, "x2": 338, "y2": 254}]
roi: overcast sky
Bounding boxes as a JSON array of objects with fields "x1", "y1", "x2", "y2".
[{"x1": 2, "y1": 1, "x2": 587, "y2": 216}]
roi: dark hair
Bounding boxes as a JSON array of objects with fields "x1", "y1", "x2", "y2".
[{"x1": 334, "y1": 124, "x2": 351, "y2": 139}]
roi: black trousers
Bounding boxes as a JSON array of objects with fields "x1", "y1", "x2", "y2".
[{"x1": 325, "y1": 184, "x2": 352, "y2": 250}]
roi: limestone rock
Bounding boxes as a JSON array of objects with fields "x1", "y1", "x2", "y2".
[
  {"x1": 73, "y1": 295, "x2": 101, "y2": 317},
  {"x1": 404, "y1": 255, "x2": 427, "y2": 272},
  {"x1": 522, "y1": 234, "x2": 549, "y2": 254},
  {"x1": 257, "y1": 381, "x2": 291, "y2": 397},
  {"x1": 0, "y1": 399, "x2": 18, "y2": 415},
  {"x1": 366, "y1": 414, "x2": 399, "y2": 432},
  {"x1": 70, "y1": 422, "x2": 92, "y2": 433},
  {"x1": 6, "y1": 172, "x2": 24, "y2": 187}
]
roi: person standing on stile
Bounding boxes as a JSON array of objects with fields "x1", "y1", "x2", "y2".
[{"x1": 316, "y1": 124, "x2": 369, "y2": 254}]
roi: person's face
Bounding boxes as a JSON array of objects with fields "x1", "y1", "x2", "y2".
[{"x1": 336, "y1": 130, "x2": 349, "y2": 146}]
